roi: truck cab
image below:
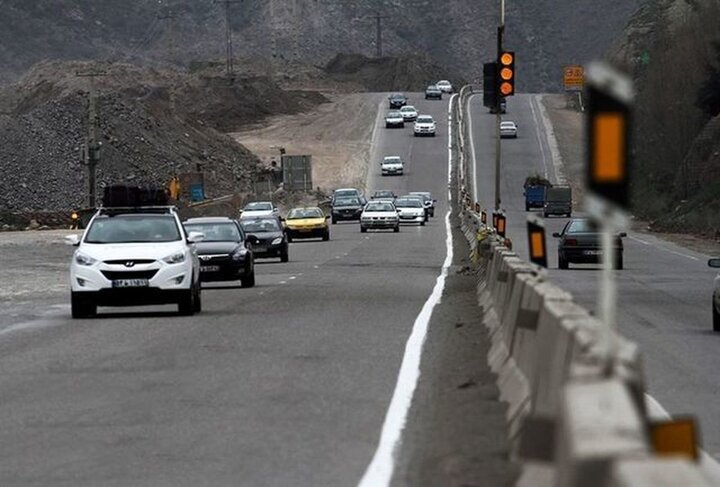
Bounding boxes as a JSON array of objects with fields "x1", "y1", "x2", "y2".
[
  {"x1": 523, "y1": 176, "x2": 552, "y2": 211},
  {"x1": 543, "y1": 186, "x2": 572, "y2": 218}
]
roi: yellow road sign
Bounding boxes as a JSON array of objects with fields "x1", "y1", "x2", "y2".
[{"x1": 564, "y1": 65, "x2": 584, "y2": 91}]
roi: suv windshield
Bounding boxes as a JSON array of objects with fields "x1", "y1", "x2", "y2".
[
  {"x1": 241, "y1": 218, "x2": 281, "y2": 232},
  {"x1": 417, "y1": 116, "x2": 433, "y2": 123},
  {"x1": 85, "y1": 215, "x2": 181, "y2": 244},
  {"x1": 185, "y1": 222, "x2": 241, "y2": 242}
]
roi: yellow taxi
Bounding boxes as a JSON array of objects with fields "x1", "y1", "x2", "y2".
[{"x1": 284, "y1": 207, "x2": 330, "y2": 242}]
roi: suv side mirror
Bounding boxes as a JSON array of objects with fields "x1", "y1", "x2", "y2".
[
  {"x1": 709, "y1": 258, "x2": 720, "y2": 268},
  {"x1": 187, "y1": 231, "x2": 205, "y2": 243},
  {"x1": 552, "y1": 232, "x2": 561, "y2": 238},
  {"x1": 246, "y1": 235, "x2": 259, "y2": 245},
  {"x1": 64, "y1": 234, "x2": 80, "y2": 246},
  {"x1": 618, "y1": 232, "x2": 627, "y2": 238}
]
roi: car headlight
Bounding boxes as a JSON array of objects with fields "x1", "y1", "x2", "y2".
[
  {"x1": 163, "y1": 251, "x2": 186, "y2": 264},
  {"x1": 74, "y1": 252, "x2": 97, "y2": 266},
  {"x1": 232, "y1": 248, "x2": 247, "y2": 261},
  {"x1": 271, "y1": 237, "x2": 283, "y2": 246}
]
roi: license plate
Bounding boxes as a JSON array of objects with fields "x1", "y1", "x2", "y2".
[
  {"x1": 299, "y1": 228, "x2": 312, "y2": 232},
  {"x1": 584, "y1": 250, "x2": 602, "y2": 256},
  {"x1": 112, "y1": 279, "x2": 149, "y2": 288},
  {"x1": 201, "y1": 265, "x2": 220, "y2": 272}
]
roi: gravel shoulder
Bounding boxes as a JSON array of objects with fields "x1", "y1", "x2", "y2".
[
  {"x1": 541, "y1": 94, "x2": 720, "y2": 256},
  {"x1": 231, "y1": 93, "x2": 386, "y2": 193}
]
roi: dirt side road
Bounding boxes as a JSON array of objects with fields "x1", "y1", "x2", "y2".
[{"x1": 232, "y1": 93, "x2": 386, "y2": 193}]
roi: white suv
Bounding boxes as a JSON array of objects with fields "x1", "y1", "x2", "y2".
[{"x1": 65, "y1": 206, "x2": 204, "y2": 318}]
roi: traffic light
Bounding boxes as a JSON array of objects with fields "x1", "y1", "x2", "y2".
[
  {"x1": 483, "y1": 62, "x2": 498, "y2": 108},
  {"x1": 498, "y1": 51, "x2": 516, "y2": 97},
  {"x1": 586, "y1": 62, "x2": 633, "y2": 209}
]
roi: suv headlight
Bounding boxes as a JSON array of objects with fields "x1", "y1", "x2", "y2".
[
  {"x1": 74, "y1": 252, "x2": 97, "y2": 266},
  {"x1": 163, "y1": 251, "x2": 186, "y2": 264},
  {"x1": 232, "y1": 248, "x2": 247, "y2": 261},
  {"x1": 271, "y1": 237, "x2": 283, "y2": 246}
]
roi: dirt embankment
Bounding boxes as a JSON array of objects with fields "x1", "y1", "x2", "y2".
[{"x1": 0, "y1": 61, "x2": 327, "y2": 215}]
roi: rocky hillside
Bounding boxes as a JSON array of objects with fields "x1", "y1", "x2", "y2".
[
  {"x1": 609, "y1": 0, "x2": 720, "y2": 236},
  {"x1": 0, "y1": 0, "x2": 640, "y2": 92},
  {"x1": 0, "y1": 61, "x2": 326, "y2": 211}
]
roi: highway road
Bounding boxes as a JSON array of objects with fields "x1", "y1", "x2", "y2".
[
  {"x1": 468, "y1": 93, "x2": 720, "y2": 460},
  {"x1": 0, "y1": 94, "x2": 516, "y2": 486}
]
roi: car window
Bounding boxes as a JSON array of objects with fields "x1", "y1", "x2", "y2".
[
  {"x1": 417, "y1": 116, "x2": 433, "y2": 123},
  {"x1": 85, "y1": 215, "x2": 181, "y2": 244},
  {"x1": 288, "y1": 208, "x2": 323, "y2": 219},
  {"x1": 387, "y1": 112, "x2": 401, "y2": 117},
  {"x1": 366, "y1": 202, "x2": 394, "y2": 212},
  {"x1": 245, "y1": 202, "x2": 273, "y2": 211},
  {"x1": 567, "y1": 220, "x2": 596, "y2": 234},
  {"x1": 185, "y1": 222, "x2": 241, "y2": 242},
  {"x1": 383, "y1": 157, "x2": 401, "y2": 163},
  {"x1": 335, "y1": 198, "x2": 360, "y2": 207},
  {"x1": 396, "y1": 199, "x2": 422, "y2": 208},
  {"x1": 240, "y1": 218, "x2": 281, "y2": 232},
  {"x1": 401, "y1": 106, "x2": 415, "y2": 112}
]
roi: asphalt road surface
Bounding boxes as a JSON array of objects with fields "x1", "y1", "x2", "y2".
[
  {"x1": 468, "y1": 93, "x2": 720, "y2": 461},
  {"x1": 0, "y1": 94, "x2": 512, "y2": 486}
]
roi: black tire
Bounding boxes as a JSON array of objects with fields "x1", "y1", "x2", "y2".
[
  {"x1": 193, "y1": 282, "x2": 202, "y2": 313},
  {"x1": 332, "y1": 217, "x2": 337, "y2": 224},
  {"x1": 420, "y1": 220, "x2": 425, "y2": 226},
  {"x1": 322, "y1": 231, "x2": 330, "y2": 241},
  {"x1": 615, "y1": 254, "x2": 624, "y2": 270},
  {"x1": 280, "y1": 247, "x2": 289, "y2": 263},
  {"x1": 386, "y1": 123, "x2": 390, "y2": 128},
  {"x1": 286, "y1": 233, "x2": 293, "y2": 243},
  {"x1": 525, "y1": 204, "x2": 530, "y2": 211},
  {"x1": 429, "y1": 209, "x2": 434, "y2": 217},
  {"x1": 178, "y1": 286, "x2": 196, "y2": 316},
  {"x1": 713, "y1": 299, "x2": 720, "y2": 332},
  {"x1": 543, "y1": 212, "x2": 549, "y2": 218},
  {"x1": 241, "y1": 269, "x2": 256, "y2": 288},
  {"x1": 558, "y1": 254, "x2": 569, "y2": 270},
  {"x1": 361, "y1": 226, "x2": 367, "y2": 233},
  {"x1": 393, "y1": 226, "x2": 400, "y2": 233},
  {"x1": 71, "y1": 292, "x2": 96, "y2": 319}
]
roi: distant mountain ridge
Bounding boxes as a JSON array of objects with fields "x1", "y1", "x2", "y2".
[{"x1": 0, "y1": 0, "x2": 640, "y2": 92}]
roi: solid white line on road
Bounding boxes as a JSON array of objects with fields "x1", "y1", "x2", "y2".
[
  {"x1": 645, "y1": 393, "x2": 720, "y2": 482},
  {"x1": 467, "y1": 94, "x2": 479, "y2": 202},
  {"x1": 533, "y1": 95, "x2": 566, "y2": 185},
  {"x1": 358, "y1": 94, "x2": 457, "y2": 487},
  {"x1": 529, "y1": 96, "x2": 550, "y2": 181},
  {"x1": 629, "y1": 235, "x2": 701, "y2": 261}
]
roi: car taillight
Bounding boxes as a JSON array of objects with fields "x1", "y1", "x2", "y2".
[{"x1": 564, "y1": 238, "x2": 578, "y2": 246}]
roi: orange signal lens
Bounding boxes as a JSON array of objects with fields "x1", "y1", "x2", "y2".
[
  {"x1": 500, "y1": 82, "x2": 513, "y2": 96},
  {"x1": 500, "y1": 52, "x2": 514, "y2": 65},
  {"x1": 500, "y1": 67, "x2": 514, "y2": 80},
  {"x1": 593, "y1": 113, "x2": 625, "y2": 182},
  {"x1": 530, "y1": 231, "x2": 545, "y2": 259}
]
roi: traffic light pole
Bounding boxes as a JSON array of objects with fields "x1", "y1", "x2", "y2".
[{"x1": 494, "y1": 1, "x2": 505, "y2": 212}]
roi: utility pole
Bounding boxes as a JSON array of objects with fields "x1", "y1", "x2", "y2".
[
  {"x1": 213, "y1": 0, "x2": 242, "y2": 82},
  {"x1": 373, "y1": 12, "x2": 388, "y2": 57},
  {"x1": 76, "y1": 69, "x2": 108, "y2": 208},
  {"x1": 494, "y1": 0, "x2": 505, "y2": 211}
]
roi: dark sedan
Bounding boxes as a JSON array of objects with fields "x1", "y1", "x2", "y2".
[
  {"x1": 240, "y1": 217, "x2": 289, "y2": 262},
  {"x1": 388, "y1": 93, "x2": 408, "y2": 108},
  {"x1": 331, "y1": 197, "x2": 364, "y2": 224},
  {"x1": 553, "y1": 218, "x2": 626, "y2": 270},
  {"x1": 184, "y1": 217, "x2": 256, "y2": 287},
  {"x1": 425, "y1": 85, "x2": 442, "y2": 100}
]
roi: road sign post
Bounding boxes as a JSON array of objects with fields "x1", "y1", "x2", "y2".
[{"x1": 585, "y1": 62, "x2": 634, "y2": 373}]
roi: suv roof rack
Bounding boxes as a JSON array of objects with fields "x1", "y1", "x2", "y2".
[{"x1": 96, "y1": 206, "x2": 177, "y2": 216}]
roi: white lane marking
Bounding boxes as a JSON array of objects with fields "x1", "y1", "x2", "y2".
[
  {"x1": 629, "y1": 235, "x2": 700, "y2": 261},
  {"x1": 279, "y1": 281, "x2": 287, "y2": 285},
  {"x1": 313, "y1": 265, "x2": 319, "y2": 269},
  {"x1": 645, "y1": 394, "x2": 720, "y2": 482},
  {"x1": 529, "y1": 96, "x2": 550, "y2": 180},
  {"x1": 358, "y1": 94, "x2": 457, "y2": 487},
  {"x1": 289, "y1": 276, "x2": 297, "y2": 280},
  {"x1": 467, "y1": 94, "x2": 479, "y2": 202},
  {"x1": 533, "y1": 95, "x2": 566, "y2": 185},
  {"x1": 0, "y1": 305, "x2": 69, "y2": 337}
]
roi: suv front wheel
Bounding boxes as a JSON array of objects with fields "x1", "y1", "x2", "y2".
[
  {"x1": 179, "y1": 279, "x2": 200, "y2": 316},
  {"x1": 71, "y1": 292, "x2": 97, "y2": 319}
]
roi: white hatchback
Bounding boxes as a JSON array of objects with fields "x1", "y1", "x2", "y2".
[
  {"x1": 381, "y1": 156, "x2": 404, "y2": 176},
  {"x1": 240, "y1": 201, "x2": 279, "y2": 219},
  {"x1": 360, "y1": 201, "x2": 400, "y2": 233},
  {"x1": 400, "y1": 105, "x2": 418, "y2": 121},
  {"x1": 500, "y1": 121, "x2": 518, "y2": 138},
  {"x1": 436, "y1": 80, "x2": 453, "y2": 93},
  {"x1": 66, "y1": 207, "x2": 204, "y2": 318}
]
